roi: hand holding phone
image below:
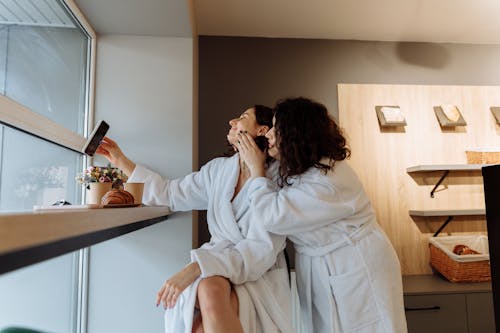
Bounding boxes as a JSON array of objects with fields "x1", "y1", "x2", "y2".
[{"x1": 82, "y1": 120, "x2": 109, "y2": 156}]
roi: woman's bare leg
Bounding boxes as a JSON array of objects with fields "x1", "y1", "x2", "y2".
[{"x1": 196, "y1": 276, "x2": 243, "y2": 333}]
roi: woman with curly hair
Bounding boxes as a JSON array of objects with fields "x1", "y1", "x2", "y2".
[
  {"x1": 237, "y1": 97, "x2": 407, "y2": 333},
  {"x1": 96, "y1": 105, "x2": 294, "y2": 333}
]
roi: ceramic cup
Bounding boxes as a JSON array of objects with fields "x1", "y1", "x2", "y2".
[{"x1": 124, "y1": 182, "x2": 144, "y2": 205}]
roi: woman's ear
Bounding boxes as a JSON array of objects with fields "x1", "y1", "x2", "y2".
[{"x1": 257, "y1": 126, "x2": 269, "y2": 136}]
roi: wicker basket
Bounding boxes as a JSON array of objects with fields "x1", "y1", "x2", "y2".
[
  {"x1": 429, "y1": 236, "x2": 491, "y2": 283},
  {"x1": 465, "y1": 150, "x2": 500, "y2": 164}
]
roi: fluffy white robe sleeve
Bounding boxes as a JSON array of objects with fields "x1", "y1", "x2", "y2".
[
  {"x1": 191, "y1": 221, "x2": 286, "y2": 284},
  {"x1": 129, "y1": 158, "x2": 286, "y2": 285},
  {"x1": 246, "y1": 162, "x2": 365, "y2": 235},
  {"x1": 128, "y1": 164, "x2": 211, "y2": 211}
]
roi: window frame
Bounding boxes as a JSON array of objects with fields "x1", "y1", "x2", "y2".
[
  {"x1": 0, "y1": 0, "x2": 97, "y2": 154},
  {"x1": 0, "y1": 2, "x2": 97, "y2": 332}
]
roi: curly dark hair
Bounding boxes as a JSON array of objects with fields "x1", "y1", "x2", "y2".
[
  {"x1": 225, "y1": 104, "x2": 273, "y2": 156},
  {"x1": 273, "y1": 97, "x2": 351, "y2": 186}
]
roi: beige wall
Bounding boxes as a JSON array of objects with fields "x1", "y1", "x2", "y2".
[
  {"x1": 198, "y1": 36, "x2": 500, "y2": 252},
  {"x1": 338, "y1": 83, "x2": 498, "y2": 275}
]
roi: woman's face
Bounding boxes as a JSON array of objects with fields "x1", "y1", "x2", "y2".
[
  {"x1": 265, "y1": 117, "x2": 280, "y2": 160},
  {"x1": 227, "y1": 108, "x2": 266, "y2": 147}
]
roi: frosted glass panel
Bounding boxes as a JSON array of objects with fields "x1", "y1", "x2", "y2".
[
  {"x1": 0, "y1": 126, "x2": 82, "y2": 212},
  {"x1": 0, "y1": 252, "x2": 78, "y2": 333},
  {"x1": 1, "y1": 24, "x2": 88, "y2": 134}
]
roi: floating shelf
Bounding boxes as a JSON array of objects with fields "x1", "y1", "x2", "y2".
[
  {"x1": 409, "y1": 209, "x2": 486, "y2": 237},
  {"x1": 407, "y1": 164, "x2": 485, "y2": 173},
  {"x1": 409, "y1": 209, "x2": 486, "y2": 217},
  {"x1": 407, "y1": 164, "x2": 485, "y2": 198}
]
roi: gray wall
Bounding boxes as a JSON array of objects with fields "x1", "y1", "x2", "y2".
[
  {"x1": 89, "y1": 35, "x2": 194, "y2": 333},
  {"x1": 197, "y1": 36, "x2": 500, "y2": 246}
]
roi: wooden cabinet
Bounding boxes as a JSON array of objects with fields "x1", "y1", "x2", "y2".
[
  {"x1": 403, "y1": 275, "x2": 494, "y2": 333},
  {"x1": 466, "y1": 292, "x2": 495, "y2": 333},
  {"x1": 405, "y1": 294, "x2": 468, "y2": 333}
]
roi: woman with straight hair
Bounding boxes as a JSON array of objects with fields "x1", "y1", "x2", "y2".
[
  {"x1": 97, "y1": 105, "x2": 294, "y2": 333},
  {"x1": 237, "y1": 97, "x2": 407, "y2": 333}
]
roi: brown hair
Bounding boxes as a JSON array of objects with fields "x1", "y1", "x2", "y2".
[
  {"x1": 273, "y1": 97, "x2": 350, "y2": 186},
  {"x1": 225, "y1": 104, "x2": 273, "y2": 156}
]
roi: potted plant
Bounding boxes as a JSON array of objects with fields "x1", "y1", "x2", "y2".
[{"x1": 76, "y1": 164, "x2": 128, "y2": 204}]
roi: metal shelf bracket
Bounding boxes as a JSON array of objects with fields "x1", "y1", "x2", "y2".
[
  {"x1": 430, "y1": 170, "x2": 449, "y2": 198},
  {"x1": 433, "y1": 215, "x2": 454, "y2": 237}
]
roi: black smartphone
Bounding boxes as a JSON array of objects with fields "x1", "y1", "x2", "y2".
[
  {"x1": 82, "y1": 120, "x2": 109, "y2": 156},
  {"x1": 254, "y1": 136, "x2": 268, "y2": 152}
]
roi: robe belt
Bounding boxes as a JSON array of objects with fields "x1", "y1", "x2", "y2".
[{"x1": 294, "y1": 221, "x2": 376, "y2": 257}]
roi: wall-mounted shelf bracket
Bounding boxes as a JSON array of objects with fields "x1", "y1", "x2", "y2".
[
  {"x1": 430, "y1": 170, "x2": 449, "y2": 198},
  {"x1": 409, "y1": 209, "x2": 485, "y2": 237},
  {"x1": 433, "y1": 216, "x2": 454, "y2": 237}
]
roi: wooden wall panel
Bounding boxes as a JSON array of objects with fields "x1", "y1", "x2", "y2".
[{"x1": 338, "y1": 84, "x2": 500, "y2": 275}]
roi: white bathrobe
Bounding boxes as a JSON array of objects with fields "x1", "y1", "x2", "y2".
[
  {"x1": 128, "y1": 154, "x2": 294, "y2": 333},
  {"x1": 247, "y1": 159, "x2": 408, "y2": 333}
]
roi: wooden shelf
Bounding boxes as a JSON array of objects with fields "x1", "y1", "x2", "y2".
[
  {"x1": 0, "y1": 206, "x2": 172, "y2": 275},
  {"x1": 407, "y1": 164, "x2": 486, "y2": 198},
  {"x1": 407, "y1": 164, "x2": 485, "y2": 173},
  {"x1": 410, "y1": 209, "x2": 486, "y2": 236},
  {"x1": 409, "y1": 209, "x2": 486, "y2": 217}
]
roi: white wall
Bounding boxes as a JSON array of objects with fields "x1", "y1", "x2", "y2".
[{"x1": 87, "y1": 35, "x2": 194, "y2": 333}]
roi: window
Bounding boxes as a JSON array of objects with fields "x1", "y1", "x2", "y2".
[
  {"x1": 0, "y1": 0, "x2": 94, "y2": 211},
  {"x1": 0, "y1": 1, "x2": 95, "y2": 332}
]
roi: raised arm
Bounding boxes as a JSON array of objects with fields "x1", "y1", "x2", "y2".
[
  {"x1": 237, "y1": 131, "x2": 366, "y2": 235},
  {"x1": 96, "y1": 137, "x2": 135, "y2": 176},
  {"x1": 97, "y1": 136, "x2": 211, "y2": 210},
  {"x1": 246, "y1": 163, "x2": 369, "y2": 235}
]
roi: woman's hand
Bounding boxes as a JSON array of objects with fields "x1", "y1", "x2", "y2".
[
  {"x1": 237, "y1": 132, "x2": 266, "y2": 178},
  {"x1": 156, "y1": 262, "x2": 201, "y2": 309},
  {"x1": 95, "y1": 137, "x2": 136, "y2": 176}
]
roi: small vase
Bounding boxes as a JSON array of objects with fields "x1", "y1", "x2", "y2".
[{"x1": 87, "y1": 182, "x2": 112, "y2": 205}]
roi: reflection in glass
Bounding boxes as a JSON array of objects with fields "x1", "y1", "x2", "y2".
[
  {"x1": 0, "y1": 252, "x2": 79, "y2": 333},
  {"x1": 0, "y1": 0, "x2": 88, "y2": 135},
  {"x1": 0, "y1": 126, "x2": 83, "y2": 212}
]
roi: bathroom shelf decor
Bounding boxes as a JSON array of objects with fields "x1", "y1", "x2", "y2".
[
  {"x1": 375, "y1": 105, "x2": 407, "y2": 127},
  {"x1": 434, "y1": 105, "x2": 467, "y2": 127},
  {"x1": 429, "y1": 235, "x2": 490, "y2": 283},
  {"x1": 465, "y1": 150, "x2": 500, "y2": 165}
]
